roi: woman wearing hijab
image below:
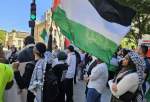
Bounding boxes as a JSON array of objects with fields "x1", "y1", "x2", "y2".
[
  {"x1": 52, "y1": 51, "x2": 68, "y2": 102},
  {"x1": 109, "y1": 52, "x2": 145, "y2": 102},
  {"x1": 28, "y1": 42, "x2": 47, "y2": 102}
]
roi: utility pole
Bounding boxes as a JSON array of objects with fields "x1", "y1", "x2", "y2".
[
  {"x1": 48, "y1": 25, "x2": 53, "y2": 52},
  {"x1": 29, "y1": 0, "x2": 36, "y2": 37}
]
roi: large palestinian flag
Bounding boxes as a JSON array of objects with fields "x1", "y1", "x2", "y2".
[{"x1": 52, "y1": 0, "x2": 136, "y2": 62}]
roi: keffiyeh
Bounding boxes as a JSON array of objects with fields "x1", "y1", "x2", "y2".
[
  {"x1": 128, "y1": 51, "x2": 146, "y2": 100},
  {"x1": 128, "y1": 52, "x2": 145, "y2": 88},
  {"x1": 28, "y1": 59, "x2": 46, "y2": 102}
]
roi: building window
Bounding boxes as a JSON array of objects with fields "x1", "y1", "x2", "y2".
[{"x1": 18, "y1": 40, "x2": 22, "y2": 46}]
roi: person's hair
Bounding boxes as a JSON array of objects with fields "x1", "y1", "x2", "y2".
[
  {"x1": 140, "y1": 45, "x2": 148, "y2": 55},
  {"x1": 122, "y1": 49, "x2": 130, "y2": 57},
  {"x1": 67, "y1": 45, "x2": 74, "y2": 52},
  {"x1": 24, "y1": 36, "x2": 35, "y2": 46},
  {"x1": 35, "y1": 42, "x2": 46, "y2": 58},
  {"x1": 126, "y1": 55, "x2": 136, "y2": 69},
  {"x1": 57, "y1": 51, "x2": 67, "y2": 61}
]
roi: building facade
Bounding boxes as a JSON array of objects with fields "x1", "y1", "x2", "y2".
[
  {"x1": 34, "y1": 9, "x2": 65, "y2": 50},
  {"x1": 5, "y1": 30, "x2": 29, "y2": 49}
]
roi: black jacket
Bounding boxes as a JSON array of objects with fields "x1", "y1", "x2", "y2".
[
  {"x1": 14, "y1": 62, "x2": 35, "y2": 89},
  {"x1": 14, "y1": 61, "x2": 35, "y2": 102},
  {"x1": 18, "y1": 44, "x2": 34, "y2": 63},
  {"x1": 53, "y1": 63, "x2": 68, "y2": 83}
]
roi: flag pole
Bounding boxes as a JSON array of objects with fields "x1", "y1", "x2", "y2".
[
  {"x1": 48, "y1": 0, "x2": 60, "y2": 52},
  {"x1": 48, "y1": 10, "x2": 53, "y2": 52}
]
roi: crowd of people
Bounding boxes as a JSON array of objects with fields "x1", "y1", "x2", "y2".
[{"x1": 0, "y1": 35, "x2": 150, "y2": 102}]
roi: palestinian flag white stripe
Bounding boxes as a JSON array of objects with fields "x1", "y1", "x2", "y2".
[
  {"x1": 52, "y1": 0, "x2": 135, "y2": 63},
  {"x1": 59, "y1": 0, "x2": 130, "y2": 44}
]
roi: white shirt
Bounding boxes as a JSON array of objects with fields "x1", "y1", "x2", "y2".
[
  {"x1": 109, "y1": 73, "x2": 139, "y2": 98},
  {"x1": 66, "y1": 52, "x2": 76, "y2": 78},
  {"x1": 88, "y1": 63, "x2": 108, "y2": 94},
  {"x1": 44, "y1": 51, "x2": 53, "y2": 64}
]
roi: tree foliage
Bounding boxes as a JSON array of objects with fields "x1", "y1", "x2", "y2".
[
  {"x1": 0, "y1": 30, "x2": 6, "y2": 45},
  {"x1": 116, "y1": 0, "x2": 150, "y2": 45}
]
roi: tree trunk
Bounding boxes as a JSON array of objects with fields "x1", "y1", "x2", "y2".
[{"x1": 137, "y1": 14, "x2": 142, "y2": 40}]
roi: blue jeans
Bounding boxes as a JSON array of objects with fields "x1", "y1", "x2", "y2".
[{"x1": 87, "y1": 88, "x2": 101, "y2": 102}]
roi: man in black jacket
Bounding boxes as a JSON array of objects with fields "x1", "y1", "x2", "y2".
[
  {"x1": 18, "y1": 36, "x2": 35, "y2": 62},
  {"x1": 14, "y1": 36, "x2": 35, "y2": 102}
]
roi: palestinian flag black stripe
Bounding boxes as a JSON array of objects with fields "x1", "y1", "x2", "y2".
[{"x1": 89, "y1": 0, "x2": 136, "y2": 26}]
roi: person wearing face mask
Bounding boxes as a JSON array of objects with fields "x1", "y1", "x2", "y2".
[{"x1": 109, "y1": 52, "x2": 145, "y2": 102}]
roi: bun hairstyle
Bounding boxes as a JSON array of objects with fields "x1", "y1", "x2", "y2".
[
  {"x1": 34, "y1": 42, "x2": 46, "y2": 58},
  {"x1": 67, "y1": 45, "x2": 74, "y2": 52}
]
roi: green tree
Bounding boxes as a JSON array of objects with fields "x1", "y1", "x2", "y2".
[
  {"x1": 116, "y1": 0, "x2": 150, "y2": 45},
  {"x1": 0, "y1": 30, "x2": 6, "y2": 45}
]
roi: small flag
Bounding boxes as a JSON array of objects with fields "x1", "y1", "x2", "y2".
[
  {"x1": 52, "y1": 0, "x2": 136, "y2": 63},
  {"x1": 40, "y1": 29, "x2": 48, "y2": 44},
  {"x1": 65, "y1": 38, "x2": 70, "y2": 48}
]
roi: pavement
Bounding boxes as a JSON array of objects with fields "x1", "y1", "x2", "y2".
[
  {"x1": 74, "y1": 81, "x2": 86, "y2": 102},
  {"x1": 73, "y1": 81, "x2": 112, "y2": 102}
]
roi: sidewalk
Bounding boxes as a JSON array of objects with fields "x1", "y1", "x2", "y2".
[
  {"x1": 74, "y1": 81, "x2": 112, "y2": 102},
  {"x1": 74, "y1": 81, "x2": 86, "y2": 102}
]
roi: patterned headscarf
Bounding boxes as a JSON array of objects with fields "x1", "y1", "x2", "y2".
[{"x1": 128, "y1": 52, "x2": 145, "y2": 90}]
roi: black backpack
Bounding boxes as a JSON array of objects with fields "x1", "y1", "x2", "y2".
[{"x1": 43, "y1": 64, "x2": 59, "y2": 102}]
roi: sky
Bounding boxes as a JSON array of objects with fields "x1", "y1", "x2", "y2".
[{"x1": 0, "y1": 0, "x2": 52, "y2": 32}]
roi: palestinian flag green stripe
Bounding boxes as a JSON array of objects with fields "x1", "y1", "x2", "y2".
[{"x1": 53, "y1": 7, "x2": 117, "y2": 63}]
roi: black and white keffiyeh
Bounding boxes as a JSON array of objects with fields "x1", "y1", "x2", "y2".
[
  {"x1": 128, "y1": 52, "x2": 146, "y2": 102},
  {"x1": 28, "y1": 58, "x2": 46, "y2": 102},
  {"x1": 128, "y1": 52, "x2": 145, "y2": 88}
]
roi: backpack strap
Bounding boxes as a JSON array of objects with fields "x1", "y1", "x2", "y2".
[{"x1": 116, "y1": 69, "x2": 136, "y2": 83}]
